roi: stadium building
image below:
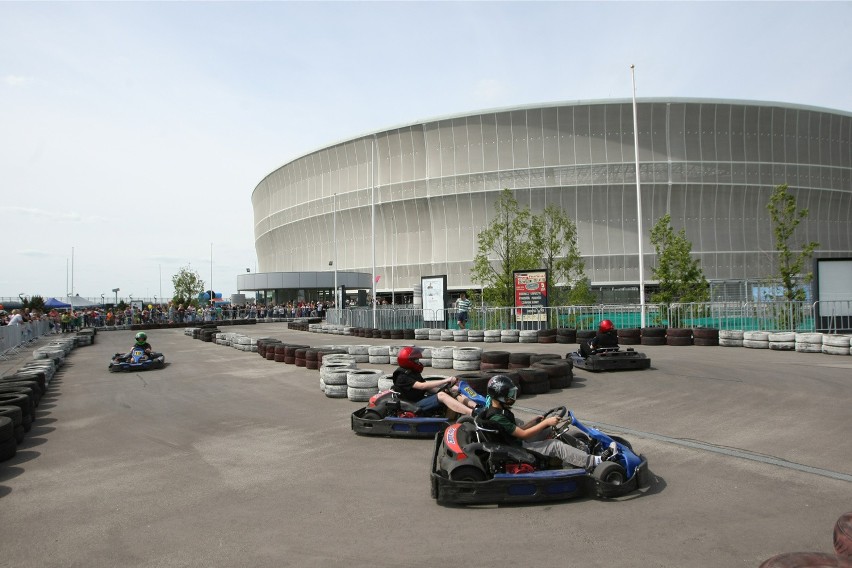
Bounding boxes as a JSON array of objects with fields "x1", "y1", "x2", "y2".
[{"x1": 240, "y1": 98, "x2": 852, "y2": 304}]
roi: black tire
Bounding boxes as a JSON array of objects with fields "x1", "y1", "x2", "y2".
[
  {"x1": 666, "y1": 328, "x2": 693, "y2": 338},
  {"x1": 641, "y1": 336, "x2": 666, "y2": 346},
  {"x1": 694, "y1": 337, "x2": 719, "y2": 346},
  {"x1": 529, "y1": 353, "x2": 562, "y2": 365},
  {"x1": 508, "y1": 352, "x2": 534, "y2": 366},
  {"x1": 620, "y1": 336, "x2": 641, "y2": 345},
  {"x1": 666, "y1": 336, "x2": 693, "y2": 346},
  {"x1": 693, "y1": 328, "x2": 720, "y2": 339},
  {"x1": 480, "y1": 351, "x2": 511, "y2": 365},
  {"x1": 641, "y1": 327, "x2": 666, "y2": 337},
  {"x1": 0, "y1": 435, "x2": 16, "y2": 462},
  {"x1": 361, "y1": 410, "x2": 383, "y2": 421},
  {"x1": 450, "y1": 465, "x2": 487, "y2": 482},
  {"x1": 617, "y1": 328, "x2": 641, "y2": 339},
  {"x1": 592, "y1": 461, "x2": 628, "y2": 485},
  {"x1": 577, "y1": 330, "x2": 596, "y2": 341}
]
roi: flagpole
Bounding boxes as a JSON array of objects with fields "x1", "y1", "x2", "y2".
[
  {"x1": 371, "y1": 135, "x2": 377, "y2": 328},
  {"x1": 631, "y1": 64, "x2": 646, "y2": 328}
]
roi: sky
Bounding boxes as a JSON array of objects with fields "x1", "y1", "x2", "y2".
[{"x1": 2, "y1": 1, "x2": 851, "y2": 303}]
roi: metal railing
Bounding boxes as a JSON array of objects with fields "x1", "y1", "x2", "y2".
[{"x1": 324, "y1": 300, "x2": 852, "y2": 333}]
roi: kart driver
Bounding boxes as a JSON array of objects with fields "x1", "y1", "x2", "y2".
[
  {"x1": 392, "y1": 346, "x2": 477, "y2": 416},
  {"x1": 480, "y1": 375, "x2": 618, "y2": 470},
  {"x1": 579, "y1": 319, "x2": 618, "y2": 358},
  {"x1": 114, "y1": 332, "x2": 156, "y2": 362}
]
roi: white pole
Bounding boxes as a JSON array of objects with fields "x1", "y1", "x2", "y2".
[
  {"x1": 71, "y1": 246, "x2": 74, "y2": 301},
  {"x1": 210, "y1": 242, "x2": 214, "y2": 306},
  {"x1": 371, "y1": 136, "x2": 377, "y2": 328},
  {"x1": 333, "y1": 193, "x2": 338, "y2": 307},
  {"x1": 631, "y1": 64, "x2": 646, "y2": 328}
]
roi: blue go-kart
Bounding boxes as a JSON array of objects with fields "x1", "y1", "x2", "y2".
[
  {"x1": 430, "y1": 406, "x2": 647, "y2": 505},
  {"x1": 109, "y1": 347, "x2": 165, "y2": 372},
  {"x1": 351, "y1": 380, "x2": 486, "y2": 438}
]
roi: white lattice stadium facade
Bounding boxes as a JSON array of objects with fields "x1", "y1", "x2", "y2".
[{"x1": 248, "y1": 98, "x2": 852, "y2": 299}]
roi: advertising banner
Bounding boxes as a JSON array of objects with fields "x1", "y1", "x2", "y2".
[
  {"x1": 514, "y1": 270, "x2": 548, "y2": 322},
  {"x1": 421, "y1": 275, "x2": 447, "y2": 324}
]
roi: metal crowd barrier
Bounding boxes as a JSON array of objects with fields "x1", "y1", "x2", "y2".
[{"x1": 0, "y1": 320, "x2": 51, "y2": 361}]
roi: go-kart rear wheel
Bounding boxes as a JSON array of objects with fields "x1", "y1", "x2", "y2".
[
  {"x1": 450, "y1": 465, "x2": 486, "y2": 482},
  {"x1": 593, "y1": 461, "x2": 627, "y2": 485},
  {"x1": 361, "y1": 410, "x2": 383, "y2": 421}
]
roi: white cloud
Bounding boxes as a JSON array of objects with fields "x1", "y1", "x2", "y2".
[
  {"x1": 17, "y1": 249, "x2": 53, "y2": 258},
  {"x1": 3, "y1": 75, "x2": 32, "y2": 87}
]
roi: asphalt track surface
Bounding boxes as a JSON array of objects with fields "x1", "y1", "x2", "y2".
[{"x1": 1, "y1": 324, "x2": 850, "y2": 568}]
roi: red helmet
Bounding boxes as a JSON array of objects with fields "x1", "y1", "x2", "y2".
[
  {"x1": 398, "y1": 346, "x2": 424, "y2": 373},
  {"x1": 598, "y1": 319, "x2": 614, "y2": 333}
]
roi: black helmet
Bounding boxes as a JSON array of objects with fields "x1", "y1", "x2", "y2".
[{"x1": 486, "y1": 375, "x2": 517, "y2": 406}]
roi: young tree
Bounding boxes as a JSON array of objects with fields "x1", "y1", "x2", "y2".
[
  {"x1": 471, "y1": 189, "x2": 539, "y2": 307},
  {"x1": 767, "y1": 184, "x2": 819, "y2": 301},
  {"x1": 529, "y1": 205, "x2": 591, "y2": 306},
  {"x1": 649, "y1": 214, "x2": 709, "y2": 305},
  {"x1": 172, "y1": 266, "x2": 205, "y2": 306}
]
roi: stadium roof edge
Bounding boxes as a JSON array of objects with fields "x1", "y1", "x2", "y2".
[{"x1": 252, "y1": 97, "x2": 852, "y2": 198}]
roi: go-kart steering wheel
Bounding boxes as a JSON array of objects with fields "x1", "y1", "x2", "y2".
[{"x1": 541, "y1": 406, "x2": 567, "y2": 420}]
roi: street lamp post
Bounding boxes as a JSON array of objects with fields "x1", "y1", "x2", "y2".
[{"x1": 112, "y1": 288, "x2": 120, "y2": 306}]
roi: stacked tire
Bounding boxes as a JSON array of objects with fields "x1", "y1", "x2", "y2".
[
  {"x1": 432, "y1": 347, "x2": 454, "y2": 369},
  {"x1": 537, "y1": 329, "x2": 556, "y2": 344},
  {"x1": 795, "y1": 333, "x2": 823, "y2": 353},
  {"x1": 641, "y1": 327, "x2": 666, "y2": 346},
  {"x1": 321, "y1": 361, "x2": 354, "y2": 398},
  {"x1": 556, "y1": 328, "x2": 577, "y2": 344},
  {"x1": 468, "y1": 330, "x2": 484, "y2": 343},
  {"x1": 768, "y1": 332, "x2": 796, "y2": 351},
  {"x1": 453, "y1": 330, "x2": 468, "y2": 342},
  {"x1": 532, "y1": 357, "x2": 573, "y2": 389},
  {"x1": 368, "y1": 345, "x2": 390, "y2": 365},
  {"x1": 480, "y1": 351, "x2": 510, "y2": 370},
  {"x1": 666, "y1": 328, "x2": 693, "y2": 346},
  {"x1": 508, "y1": 352, "x2": 534, "y2": 369},
  {"x1": 617, "y1": 328, "x2": 641, "y2": 345},
  {"x1": 484, "y1": 330, "x2": 501, "y2": 343},
  {"x1": 823, "y1": 334, "x2": 851, "y2": 356},
  {"x1": 516, "y1": 368, "x2": 550, "y2": 395},
  {"x1": 453, "y1": 347, "x2": 482, "y2": 371},
  {"x1": 743, "y1": 331, "x2": 769, "y2": 349},
  {"x1": 519, "y1": 330, "x2": 538, "y2": 344},
  {"x1": 501, "y1": 330, "x2": 520, "y2": 344},
  {"x1": 693, "y1": 328, "x2": 720, "y2": 346},
  {"x1": 347, "y1": 369, "x2": 382, "y2": 402},
  {"x1": 719, "y1": 330, "x2": 744, "y2": 347},
  {"x1": 577, "y1": 329, "x2": 596, "y2": 344}
]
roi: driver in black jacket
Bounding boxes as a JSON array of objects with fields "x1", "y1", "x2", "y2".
[{"x1": 392, "y1": 346, "x2": 476, "y2": 416}]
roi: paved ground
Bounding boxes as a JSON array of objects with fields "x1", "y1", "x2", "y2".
[{"x1": 1, "y1": 325, "x2": 850, "y2": 568}]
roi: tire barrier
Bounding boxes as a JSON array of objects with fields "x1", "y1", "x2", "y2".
[{"x1": 556, "y1": 328, "x2": 577, "y2": 344}]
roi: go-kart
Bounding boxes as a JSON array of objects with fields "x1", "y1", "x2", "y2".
[
  {"x1": 108, "y1": 347, "x2": 165, "y2": 372},
  {"x1": 569, "y1": 346, "x2": 650, "y2": 372},
  {"x1": 430, "y1": 406, "x2": 647, "y2": 505},
  {"x1": 351, "y1": 380, "x2": 486, "y2": 438}
]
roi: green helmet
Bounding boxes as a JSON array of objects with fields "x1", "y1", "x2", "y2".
[{"x1": 135, "y1": 332, "x2": 147, "y2": 344}]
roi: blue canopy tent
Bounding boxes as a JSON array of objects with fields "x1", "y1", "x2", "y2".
[{"x1": 44, "y1": 297, "x2": 72, "y2": 309}]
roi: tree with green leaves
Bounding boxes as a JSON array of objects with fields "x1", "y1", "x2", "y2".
[
  {"x1": 529, "y1": 204, "x2": 594, "y2": 306},
  {"x1": 767, "y1": 184, "x2": 819, "y2": 302},
  {"x1": 172, "y1": 266, "x2": 205, "y2": 306},
  {"x1": 471, "y1": 189, "x2": 539, "y2": 307},
  {"x1": 649, "y1": 214, "x2": 709, "y2": 306}
]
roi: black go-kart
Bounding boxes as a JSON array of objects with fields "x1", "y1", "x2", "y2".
[
  {"x1": 430, "y1": 406, "x2": 647, "y2": 506},
  {"x1": 109, "y1": 347, "x2": 165, "y2": 372},
  {"x1": 351, "y1": 380, "x2": 485, "y2": 438},
  {"x1": 569, "y1": 346, "x2": 650, "y2": 372}
]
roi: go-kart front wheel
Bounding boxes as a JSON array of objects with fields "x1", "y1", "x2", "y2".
[
  {"x1": 450, "y1": 465, "x2": 486, "y2": 482},
  {"x1": 592, "y1": 461, "x2": 627, "y2": 485}
]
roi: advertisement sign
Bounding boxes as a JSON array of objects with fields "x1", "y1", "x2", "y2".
[
  {"x1": 421, "y1": 275, "x2": 447, "y2": 324},
  {"x1": 514, "y1": 270, "x2": 548, "y2": 322}
]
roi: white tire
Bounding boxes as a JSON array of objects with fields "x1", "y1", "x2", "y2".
[
  {"x1": 429, "y1": 330, "x2": 442, "y2": 340},
  {"x1": 501, "y1": 329, "x2": 520, "y2": 337},
  {"x1": 769, "y1": 342, "x2": 796, "y2": 351},
  {"x1": 795, "y1": 342, "x2": 823, "y2": 353},
  {"x1": 432, "y1": 358, "x2": 453, "y2": 369},
  {"x1": 795, "y1": 333, "x2": 823, "y2": 344},
  {"x1": 319, "y1": 378, "x2": 326, "y2": 393},
  {"x1": 368, "y1": 346, "x2": 389, "y2": 356},
  {"x1": 484, "y1": 336, "x2": 500, "y2": 343},
  {"x1": 368, "y1": 355, "x2": 390, "y2": 365},
  {"x1": 322, "y1": 356, "x2": 356, "y2": 367},
  {"x1": 441, "y1": 331, "x2": 454, "y2": 341},
  {"x1": 768, "y1": 332, "x2": 795, "y2": 343},
  {"x1": 377, "y1": 375, "x2": 395, "y2": 391},
  {"x1": 519, "y1": 336, "x2": 538, "y2": 343},
  {"x1": 468, "y1": 330, "x2": 484, "y2": 338},
  {"x1": 322, "y1": 368, "x2": 350, "y2": 385},
  {"x1": 468, "y1": 335, "x2": 484, "y2": 343},
  {"x1": 822, "y1": 335, "x2": 851, "y2": 348},
  {"x1": 484, "y1": 330, "x2": 501, "y2": 338},
  {"x1": 743, "y1": 339, "x2": 769, "y2": 349},
  {"x1": 453, "y1": 360, "x2": 481, "y2": 371},
  {"x1": 347, "y1": 386, "x2": 378, "y2": 402},
  {"x1": 432, "y1": 347, "x2": 454, "y2": 359},
  {"x1": 453, "y1": 347, "x2": 482, "y2": 361},
  {"x1": 743, "y1": 331, "x2": 769, "y2": 341},
  {"x1": 821, "y1": 345, "x2": 850, "y2": 356},
  {"x1": 501, "y1": 336, "x2": 519, "y2": 343},
  {"x1": 420, "y1": 358, "x2": 432, "y2": 367},
  {"x1": 519, "y1": 330, "x2": 538, "y2": 338},
  {"x1": 415, "y1": 329, "x2": 430, "y2": 336},
  {"x1": 324, "y1": 384, "x2": 348, "y2": 398},
  {"x1": 347, "y1": 369, "x2": 382, "y2": 388},
  {"x1": 349, "y1": 345, "x2": 370, "y2": 355},
  {"x1": 388, "y1": 345, "x2": 405, "y2": 358},
  {"x1": 353, "y1": 355, "x2": 369, "y2": 363}
]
